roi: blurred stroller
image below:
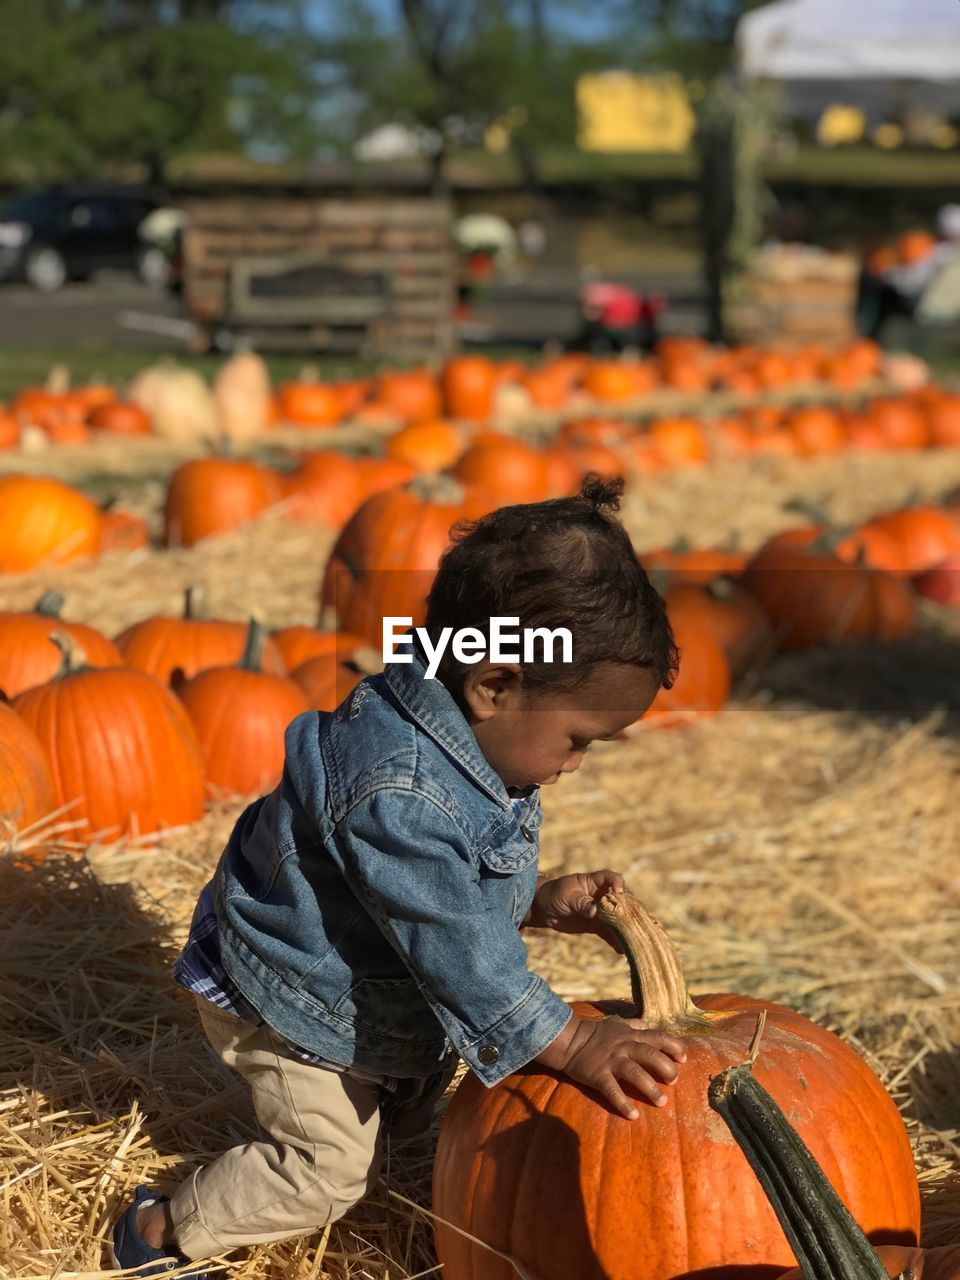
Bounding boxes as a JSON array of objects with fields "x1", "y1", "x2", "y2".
[{"x1": 574, "y1": 280, "x2": 667, "y2": 354}]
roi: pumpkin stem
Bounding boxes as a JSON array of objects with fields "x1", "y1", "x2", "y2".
[
  {"x1": 707, "y1": 1032, "x2": 893, "y2": 1280},
  {"x1": 48, "y1": 630, "x2": 88, "y2": 679},
  {"x1": 239, "y1": 618, "x2": 266, "y2": 672},
  {"x1": 596, "y1": 892, "x2": 712, "y2": 1031},
  {"x1": 34, "y1": 590, "x2": 66, "y2": 619}
]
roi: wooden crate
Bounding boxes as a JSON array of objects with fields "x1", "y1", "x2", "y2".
[
  {"x1": 732, "y1": 248, "x2": 859, "y2": 347},
  {"x1": 180, "y1": 195, "x2": 456, "y2": 357}
]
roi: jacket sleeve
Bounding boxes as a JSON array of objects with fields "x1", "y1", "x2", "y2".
[{"x1": 330, "y1": 785, "x2": 572, "y2": 1086}]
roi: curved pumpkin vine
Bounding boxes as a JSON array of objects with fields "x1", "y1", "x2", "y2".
[{"x1": 708, "y1": 1022, "x2": 960, "y2": 1280}]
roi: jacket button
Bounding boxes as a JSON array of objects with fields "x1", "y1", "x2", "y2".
[{"x1": 477, "y1": 1044, "x2": 500, "y2": 1066}]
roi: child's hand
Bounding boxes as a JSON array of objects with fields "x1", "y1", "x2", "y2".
[
  {"x1": 536, "y1": 1014, "x2": 686, "y2": 1119},
  {"x1": 530, "y1": 870, "x2": 626, "y2": 951}
]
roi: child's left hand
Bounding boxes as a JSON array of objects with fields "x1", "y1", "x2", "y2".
[{"x1": 529, "y1": 870, "x2": 626, "y2": 952}]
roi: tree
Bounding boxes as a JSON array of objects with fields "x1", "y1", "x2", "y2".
[
  {"x1": 314, "y1": 0, "x2": 612, "y2": 191},
  {"x1": 0, "y1": 0, "x2": 319, "y2": 182}
]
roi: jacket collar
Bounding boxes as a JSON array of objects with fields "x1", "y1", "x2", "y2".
[{"x1": 383, "y1": 634, "x2": 515, "y2": 808}]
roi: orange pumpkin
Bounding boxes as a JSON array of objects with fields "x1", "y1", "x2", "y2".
[
  {"x1": 582, "y1": 360, "x2": 641, "y2": 402},
  {"x1": 176, "y1": 620, "x2": 308, "y2": 798},
  {"x1": 433, "y1": 893, "x2": 919, "y2": 1280},
  {"x1": 664, "y1": 580, "x2": 775, "y2": 682},
  {"x1": 376, "y1": 368, "x2": 443, "y2": 422},
  {"x1": 0, "y1": 410, "x2": 21, "y2": 449},
  {"x1": 13, "y1": 637, "x2": 205, "y2": 840},
  {"x1": 280, "y1": 451, "x2": 362, "y2": 528},
  {"x1": 639, "y1": 544, "x2": 748, "y2": 587},
  {"x1": 540, "y1": 446, "x2": 583, "y2": 498},
  {"x1": 454, "y1": 438, "x2": 550, "y2": 504},
  {"x1": 271, "y1": 625, "x2": 366, "y2": 673},
  {"x1": 649, "y1": 416, "x2": 709, "y2": 467},
  {"x1": 868, "y1": 398, "x2": 930, "y2": 451},
  {"x1": 442, "y1": 356, "x2": 497, "y2": 421},
  {"x1": 354, "y1": 455, "x2": 419, "y2": 502},
  {"x1": 0, "y1": 702, "x2": 56, "y2": 837},
  {"x1": 860, "y1": 506, "x2": 960, "y2": 575},
  {"x1": 740, "y1": 544, "x2": 915, "y2": 648},
  {"x1": 163, "y1": 458, "x2": 280, "y2": 547},
  {"x1": 87, "y1": 401, "x2": 152, "y2": 436},
  {"x1": 321, "y1": 477, "x2": 492, "y2": 645},
  {"x1": 0, "y1": 590, "x2": 123, "y2": 699},
  {"x1": 565, "y1": 441, "x2": 626, "y2": 482},
  {"x1": 926, "y1": 394, "x2": 960, "y2": 447},
  {"x1": 276, "y1": 379, "x2": 343, "y2": 427},
  {"x1": 0, "y1": 475, "x2": 102, "y2": 573},
  {"x1": 99, "y1": 505, "x2": 150, "y2": 553},
  {"x1": 384, "y1": 419, "x2": 465, "y2": 472},
  {"x1": 116, "y1": 586, "x2": 285, "y2": 686},
  {"x1": 290, "y1": 654, "x2": 365, "y2": 711},
  {"x1": 643, "y1": 616, "x2": 731, "y2": 725},
  {"x1": 913, "y1": 558, "x2": 958, "y2": 607},
  {"x1": 789, "y1": 406, "x2": 846, "y2": 457}
]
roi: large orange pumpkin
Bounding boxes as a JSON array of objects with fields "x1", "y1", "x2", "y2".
[
  {"x1": 642, "y1": 616, "x2": 731, "y2": 725},
  {"x1": 454, "y1": 438, "x2": 550, "y2": 504},
  {"x1": 0, "y1": 590, "x2": 123, "y2": 698},
  {"x1": 0, "y1": 702, "x2": 56, "y2": 837},
  {"x1": 926, "y1": 394, "x2": 960, "y2": 447},
  {"x1": 163, "y1": 457, "x2": 280, "y2": 546},
  {"x1": 13, "y1": 636, "x2": 205, "y2": 840},
  {"x1": 433, "y1": 893, "x2": 920, "y2": 1280},
  {"x1": 442, "y1": 356, "x2": 496, "y2": 421},
  {"x1": 740, "y1": 544, "x2": 915, "y2": 648},
  {"x1": 0, "y1": 475, "x2": 102, "y2": 573},
  {"x1": 270, "y1": 625, "x2": 366, "y2": 673},
  {"x1": 648, "y1": 417, "x2": 709, "y2": 467},
  {"x1": 321, "y1": 477, "x2": 492, "y2": 645},
  {"x1": 280, "y1": 451, "x2": 362, "y2": 528},
  {"x1": 664, "y1": 579, "x2": 774, "y2": 682},
  {"x1": 176, "y1": 619, "x2": 308, "y2": 798},
  {"x1": 116, "y1": 586, "x2": 285, "y2": 685}
]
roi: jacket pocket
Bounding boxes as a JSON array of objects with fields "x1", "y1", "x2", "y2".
[{"x1": 332, "y1": 976, "x2": 442, "y2": 1047}]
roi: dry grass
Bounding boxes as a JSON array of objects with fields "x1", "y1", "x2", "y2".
[{"x1": 1, "y1": 445, "x2": 959, "y2": 1278}]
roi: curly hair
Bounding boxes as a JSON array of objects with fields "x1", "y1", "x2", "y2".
[{"x1": 424, "y1": 474, "x2": 678, "y2": 696}]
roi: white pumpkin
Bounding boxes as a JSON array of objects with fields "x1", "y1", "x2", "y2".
[
  {"x1": 128, "y1": 362, "x2": 221, "y2": 447},
  {"x1": 213, "y1": 350, "x2": 272, "y2": 445}
]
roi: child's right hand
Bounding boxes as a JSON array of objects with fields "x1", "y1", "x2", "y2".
[{"x1": 535, "y1": 1014, "x2": 686, "y2": 1120}]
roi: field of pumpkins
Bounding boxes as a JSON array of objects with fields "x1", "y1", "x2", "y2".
[{"x1": 1, "y1": 338, "x2": 959, "y2": 1280}]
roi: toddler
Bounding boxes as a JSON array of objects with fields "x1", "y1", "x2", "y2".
[{"x1": 111, "y1": 476, "x2": 686, "y2": 1276}]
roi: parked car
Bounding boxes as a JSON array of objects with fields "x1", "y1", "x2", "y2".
[{"x1": 0, "y1": 185, "x2": 167, "y2": 292}]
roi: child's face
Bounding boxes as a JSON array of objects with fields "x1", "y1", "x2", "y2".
[{"x1": 462, "y1": 661, "x2": 661, "y2": 790}]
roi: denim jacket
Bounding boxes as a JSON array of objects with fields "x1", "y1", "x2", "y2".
[{"x1": 214, "y1": 641, "x2": 572, "y2": 1086}]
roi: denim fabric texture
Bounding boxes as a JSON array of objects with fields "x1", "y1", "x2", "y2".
[{"x1": 212, "y1": 638, "x2": 573, "y2": 1085}]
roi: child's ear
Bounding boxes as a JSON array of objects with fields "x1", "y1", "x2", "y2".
[{"x1": 461, "y1": 663, "x2": 524, "y2": 720}]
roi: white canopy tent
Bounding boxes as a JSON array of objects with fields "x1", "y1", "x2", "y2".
[{"x1": 737, "y1": 0, "x2": 960, "y2": 83}]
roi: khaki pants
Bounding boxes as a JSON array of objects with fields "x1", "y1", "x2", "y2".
[{"x1": 171, "y1": 996, "x2": 453, "y2": 1261}]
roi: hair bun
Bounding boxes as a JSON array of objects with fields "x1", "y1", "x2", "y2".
[{"x1": 579, "y1": 473, "x2": 625, "y2": 514}]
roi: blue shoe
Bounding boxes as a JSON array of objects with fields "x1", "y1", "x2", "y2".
[{"x1": 110, "y1": 1185, "x2": 208, "y2": 1278}]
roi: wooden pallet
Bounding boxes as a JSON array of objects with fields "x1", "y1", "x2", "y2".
[{"x1": 181, "y1": 196, "x2": 456, "y2": 358}]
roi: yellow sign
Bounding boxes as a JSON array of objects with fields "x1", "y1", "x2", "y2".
[{"x1": 576, "y1": 71, "x2": 695, "y2": 153}]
